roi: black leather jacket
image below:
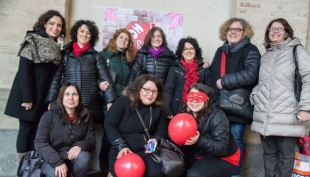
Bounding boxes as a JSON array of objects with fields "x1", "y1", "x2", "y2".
[
  {"x1": 128, "y1": 46, "x2": 175, "y2": 84},
  {"x1": 45, "y1": 43, "x2": 117, "y2": 110}
]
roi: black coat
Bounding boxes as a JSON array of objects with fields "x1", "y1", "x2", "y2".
[
  {"x1": 104, "y1": 96, "x2": 168, "y2": 171},
  {"x1": 209, "y1": 38, "x2": 261, "y2": 124},
  {"x1": 128, "y1": 46, "x2": 175, "y2": 84},
  {"x1": 5, "y1": 32, "x2": 59, "y2": 122},
  {"x1": 45, "y1": 42, "x2": 117, "y2": 111},
  {"x1": 34, "y1": 104, "x2": 95, "y2": 168},
  {"x1": 164, "y1": 59, "x2": 211, "y2": 116}
]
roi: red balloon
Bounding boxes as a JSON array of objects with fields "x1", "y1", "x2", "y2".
[
  {"x1": 168, "y1": 113, "x2": 198, "y2": 145},
  {"x1": 114, "y1": 153, "x2": 145, "y2": 177}
]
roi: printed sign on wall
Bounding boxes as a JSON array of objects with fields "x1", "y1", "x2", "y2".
[{"x1": 102, "y1": 7, "x2": 183, "y2": 53}]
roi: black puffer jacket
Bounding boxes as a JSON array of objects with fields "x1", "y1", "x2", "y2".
[
  {"x1": 46, "y1": 42, "x2": 117, "y2": 110},
  {"x1": 209, "y1": 38, "x2": 261, "y2": 124},
  {"x1": 165, "y1": 59, "x2": 211, "y2": 116},
  {"x1": 34, "y1": 103, "x2": 95, "y2": 168},
  {"x1": 128, "y1": 46, "x2": 175, "y2": 84},
  {"x1": 192, "y1": 106, "x2": 238, "y2": 158}
]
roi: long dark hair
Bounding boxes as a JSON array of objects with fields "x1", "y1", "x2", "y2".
[
  {"x1": 56, "y1": 82, "x2": 90, "y2": 123},
  {"x1": 180, "y1": 83, "x2": 213, "y2": 123},
  {"x1": 263, "y1": 18, "x2": 294, "y2": 49},
  {"x1": 33, "y1": 10, "x2": 67, "y2": 38},
  {"x1": 122, "y1": 74, "x2": 165, "y2": 109},
  {"x1": 175, "y1": 36, "x2": 203, "y2": 60},
  {"x1": 143, "y1": 27, "x2": 168, "y2": 48},
  {"x1": 70, "y1": 20, "x2": 99, "y2": 46}
]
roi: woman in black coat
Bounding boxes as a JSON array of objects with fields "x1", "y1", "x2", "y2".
[
  {"x1": 45, "y1": 20, "x2": 117, "y2": 124},
  {"x1": 4, "y1": 10, "x2": 67, "y2": 166},
  {"x1": 105, "y1": 74, "x2": 168, "y2": 177},
  {"x1": 180, "y1": 83, "x2": 239, "y2": 177},
  {"x1": 35, "y1": 82, "x2": 95, "y2": 177},
  {"x1": 165, "y1": 37, "x2": 210, "y2": 118}
]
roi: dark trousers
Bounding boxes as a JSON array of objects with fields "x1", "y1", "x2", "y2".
[
  {"x1": 187, "y1": 155, "x2": 237, "y2": 177},
  {"x1": 260, "y1": 135, "x2": 296, "y2": 177},
  {"x1": 99, "y1": 129, "x2": 111, "y2": 167},
  {"x1": 16, "y1": 119, "x2": 39, "y2": 152}
]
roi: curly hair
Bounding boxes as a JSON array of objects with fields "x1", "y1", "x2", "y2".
[
  {"x1": 263, "y1": 18, "x2": 294, "y2": 49},
  {"x1": 175, "y1": 36, "x2": 203, "y2": 60},
  {"x1": 33, "y1": 10, "x2": 67, "y2": 38},
  {"x1": 180, "y1": 83, "x2": 213, "y2": 123},
  {"x1": 122, "y1": 74, "x2": 165, "y2": 109},
  {"x1": 143, "y1": 27, "x2": 168, "y2": 48},
  {"x1": 219, "y1": 18, "x2": 254, "y2": 41},
  {"x1": 104, "y1": 28, "x2": 135, "y2": 62},
  {"x1": 56, "y1": 82, "x2": 90, "y2": 124},
  {"x1": 70, "y1": 20, "x2": 99, "y2": 46}
]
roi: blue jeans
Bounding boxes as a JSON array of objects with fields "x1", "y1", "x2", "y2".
[
  {"x1": 42, "y1": 151, "x2": 91, "y2": 177},
  {"x1": 230, "y1": 123, "x2": 245, "y2": 176}
]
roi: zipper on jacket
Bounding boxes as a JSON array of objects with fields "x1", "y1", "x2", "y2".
[
  {"x1": 154, "y1": 60, "x2": 157, "y2": 75},
  {"x1": 68, "y1": 123, "x2": 73, "y2": 142},
  {"x1": 149, "y1": 106, "x2": 152, "y2": 129}
]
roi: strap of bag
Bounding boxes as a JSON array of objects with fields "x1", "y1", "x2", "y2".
[
  {"x1": 293, "y1": 44, "x2": 302, "y2": 101},
  {"x1": 135, "y1": 107, "x2": 151, "y2": 139},
  {"x1": 220, "y1": 52, "x2": 226, "y2": 77},
  {"x1": 293, "y1": 45, "x2": 299, "y2": 70}
]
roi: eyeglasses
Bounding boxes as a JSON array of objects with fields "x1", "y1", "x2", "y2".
[
  {"x1": 183, "y1": 48, "x2": 195, "y2": 51},
  {"x1": 141, "y1": 87, "x2": 159, "y2": 95},
  {"x1": 227, "y1": 28, "x2": 243, "y2": 32},
  {"x1": 269, "y1": 27, "x2": 285, "y2": 32}
]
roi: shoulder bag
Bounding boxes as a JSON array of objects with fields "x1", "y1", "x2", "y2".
[
  {"x1": 17, "y1": 151, "x2": 44, "y2": 177},
  {"x1": 135, "y1": 108, "x2": 186, "y2": 177},
  {"x1": 218, "y1": 52, "x2": 254, "y2": 120},
  {"x1": 293, "y1": 45, "x2": 301, "y2": 102}
]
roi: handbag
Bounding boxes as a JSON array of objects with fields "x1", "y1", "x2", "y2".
[
  {"x1": 293, "y1": 45, "x2": 302, "y2": 102},
  {"x1": 135, "y1": 108, "x2": 186, "y2": 177},
  {"x1": 218, "y1": 52, "x2": 254, "y2": 120},
  {"x1": 17, "y1": 151, "x2": 44, "y2": 177},
  {"x1": 292, "y1": 152, "x2": 310, "y2": 176},
  {"x1": 136, "y1": 55, "x2": 147, "y2": 76}
]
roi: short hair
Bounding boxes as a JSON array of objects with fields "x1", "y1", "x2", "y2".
[
  {"x1": 219, "y1": 18, "x2": 254, "y2": 41},
  {"x1": 33, "y1": 10, "x2": 67, "y2": 38},
  {"x1": 104, "y1": 28, "x2": 135, "y2": 62},
  {"x1": 175, "y1": 36, "x2": 203, "y2": 60},
  {"x1": 143, "y1": 27, "x2": 168, "y2": 48},
  {"x1": 180, "y1": 83, "x2": 214, "y2": 123},
  {"x1": 70, "y1": 20, "x2": 99, "y2": 46},
  {"x1": 56, "y1": 82, "x2": 90, "y2": 123},
  {"x1": 263, "y1": 18, "x2": 294, "y2": 49},
  {"x1": 122, "y1": 74, "x2": 165, "y2": 109}
]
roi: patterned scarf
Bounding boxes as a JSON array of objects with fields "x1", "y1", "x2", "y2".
[
  {"x1": 73, "y1": 42, "x2": 91, "y2": 57},
  {"x1": 148, "y1": 46, "x2": 166, "y2": 60},
  {"x1": 180, "y1": 59, "x2": 199, "y2": 103}
]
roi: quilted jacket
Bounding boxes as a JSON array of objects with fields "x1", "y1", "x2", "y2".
[{"x1": 251, "y1": 37, "x2": 310, "y2": 137}]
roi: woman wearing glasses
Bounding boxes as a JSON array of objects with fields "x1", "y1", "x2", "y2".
[
  {"x1": 165, "y1": 36, "x2": 211, "y2": 119},
  {"x1": 208, "y1": 18, "x2": 261, "y2": 176},
  {"x1": 251, "y1": 18, "x2": 310, "y2": 177},
  {"x1": 104, "y1": 74, "x2": 168, "y2": 177}
]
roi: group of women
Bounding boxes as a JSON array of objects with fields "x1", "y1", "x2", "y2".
[{"x1": 4, "y1": 9, "x2": 310, "y2": 177}]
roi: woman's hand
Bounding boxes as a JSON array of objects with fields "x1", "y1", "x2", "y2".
[
  {"x1": 117, "y1": 148, "x2": 132, "y2": 159},
  {"x1": 202, "y1": 59, "x2": 209, "y2": 68},
  {"x1": 67, "y1": 146, "x2": 81, "y2": 160},
  {"x1": 216, "y1": 79, "x2": 223, "y2": 89},
  {"x1": 167, "y1": 115, "x2": 173, "y2": 119},
  {"x1": 184, "y1": 131, "x2": 200, "y2": 146},
  {"x1": 145, "y1": 138, "x2": 157, "y2": 154},
  {"x1": 100, "y1": 81, "x2": 110, "y2": 91},
  {"x1": 297, "y1": 110, "x2": 310, "y2": 122},
  {"x1": 107, "y1": 103, "x2": 113, "y2": 110},
  {"x1": 21, "y1": 102, "x2": 33, "y2": 111},
  {"x1": 55, "y1": 163, "x2": 68, "y2": 177}
]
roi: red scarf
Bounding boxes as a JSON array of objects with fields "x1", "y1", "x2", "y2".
[
  {"x1": 180, "y1": 59, "x2": 199, "y2": 103},
  {"x1": 72, "y1": 42, "x2": 91, "y2": 57}
]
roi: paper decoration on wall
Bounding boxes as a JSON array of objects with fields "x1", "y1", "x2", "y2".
[{"x1": 101, "y1": 7, "x2": 183, "y2": 53}]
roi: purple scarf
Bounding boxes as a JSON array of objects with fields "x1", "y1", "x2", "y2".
[{"x1": 148, "y1": 46, "x2": 166, "y2": 60}]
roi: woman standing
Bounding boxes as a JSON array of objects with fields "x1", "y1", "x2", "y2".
[
  {"x1": 165, "y1": 36, "x2": 210, "y2": 118},
  {"x1": 128, "y1": 27, "x2": 175, "y2": 85},
  {"x1": 105, "y1": 74, "x2": 168, "y2": 177},
  {"x1": 251, "y1": 18, "x2": 310, "y2": 177},
  {"x1": 4, "y1": 10, "x2": 67, "y2": 165},
  {"x1": 99, "y1": 28, "x2": 135, "y2": 175},
  {"x1": 35, "y1": 82, "x2": 95, "y2": 177},
  {"x1": 46, "y1": 20, "x2": 117, "y2": 124},
  {"x1": 208, "y1": 18, "x2": 260, "y2": 176},
  {"x1": 181, "y1": 83, "x2": 239, "y2": 177}
]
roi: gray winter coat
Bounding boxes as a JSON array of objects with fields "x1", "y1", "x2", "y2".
[{"x1": 251, "y1": 37, "x2": 310, "y2": 137}]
